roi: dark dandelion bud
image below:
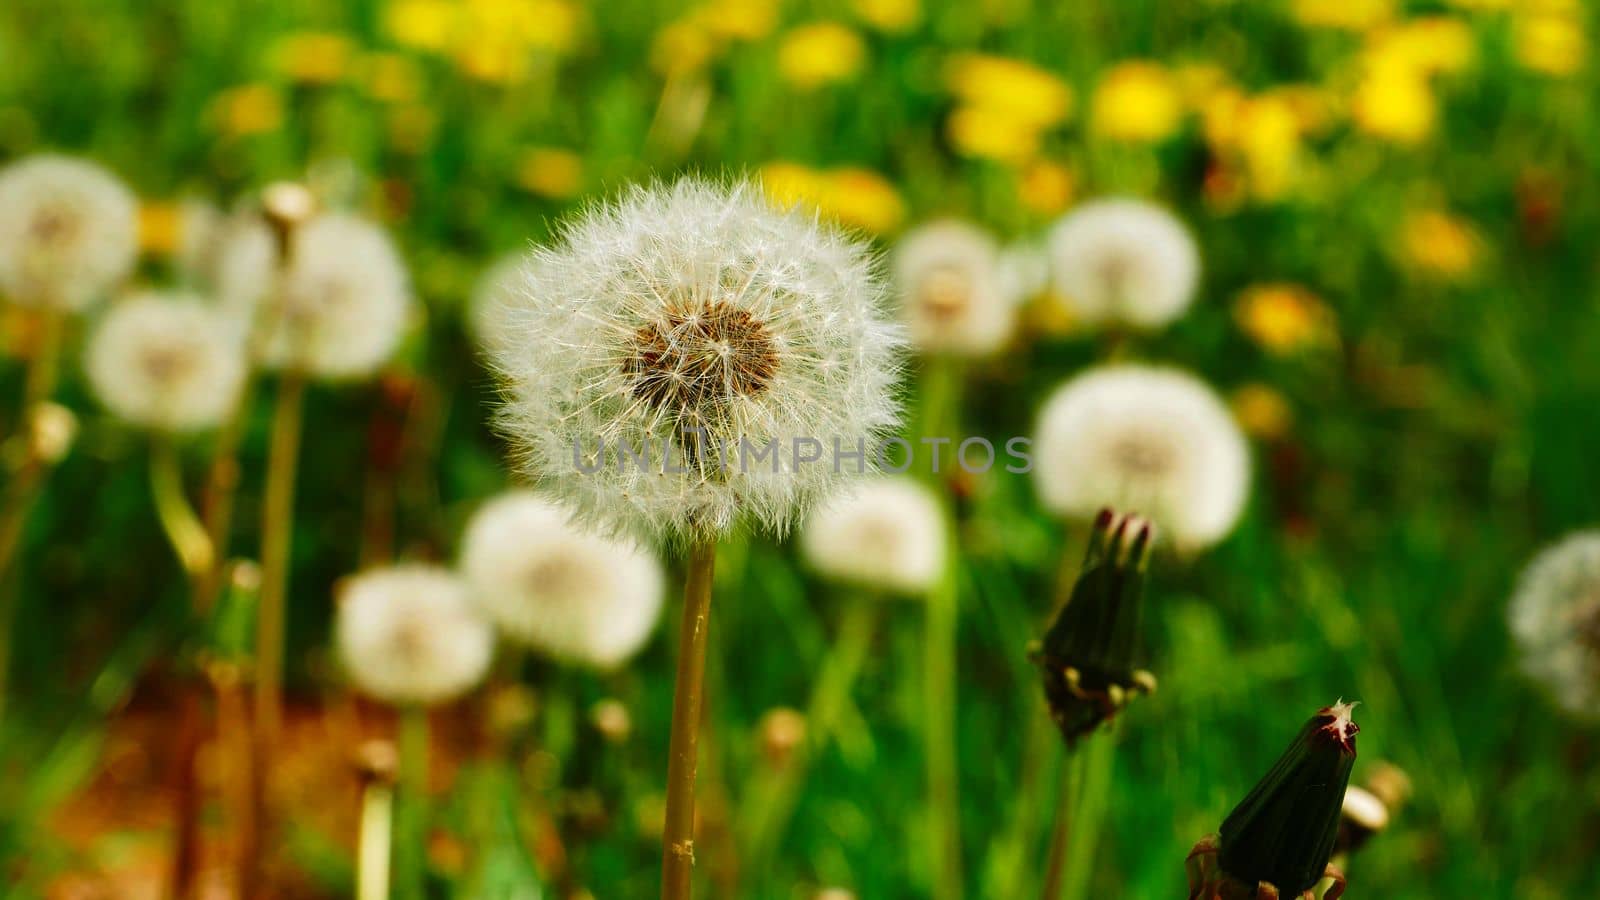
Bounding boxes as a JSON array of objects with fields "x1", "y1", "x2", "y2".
[
  {"x1": 1187, "y1": 701, "x2": 1359, "y2": 900},
  {"x1": 1029, "y1": 507, "x2": 1157, "y2": 747}
]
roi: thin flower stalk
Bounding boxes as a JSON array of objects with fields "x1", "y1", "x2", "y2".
[{"x1": 661, "y1": 540, "x2": 717, "y2": 900}]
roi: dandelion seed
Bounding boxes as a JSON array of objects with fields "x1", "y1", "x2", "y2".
[
  {"x1": 84, "y1": 292, "x2": 247, "y2": 432},
  {"x1": 460, "y1": 490, "x2": 665, "y2": 669},
  {"x1": 892, "y1": 220, "x2": 1019, "y2": 356},
  {"x1": 1047, "y1": 198, "x2": 1200, "y2": 330},
  {"x1": 1509, "y1": 531, "x2": 1600, "y2": 720},
  {"x1": 800, "y1": 477, "x2": 946, "y2": 594},
  {"x1": 486, "y1": 177, "x2": 903, "y2": 545},
  {"x1": 335, "y1": 564, "x2": 494, "y2": 707},
  {"x1": 217, "y1": 212, "x2": 411, "y2": 379},
  {"x1": 0, "y1": 155, "x2": 138, "y2": 310},
  {"x1": 1032, "y1": 364, "x2": 1249, "y2": 551}
]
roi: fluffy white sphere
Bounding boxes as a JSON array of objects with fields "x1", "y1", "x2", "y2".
[
  {"x1": 335, "y1": 564, "x2": 494, "y2": 706},
  {"x1": 0, "y1": 155, "x2": 138, "y2": 311},
  {"x1": 1509, "y1": 532, "x2": 1600, "y2": 720},
  {"x1": 1032, "y1": 364, "x2": 1249, "y2": 550},
  {"x1": 216, "y1": 212, "x2": 410, "y2": 379},
  {"x1": 800, "y1": 477, "x2": 947, "y2": 594},
  {"x1": 486, "y1": 178, "x2": 904, "y2": 545},
  {"x1": 892, "y1": 219, "x2": 1019, "y2": 356},
  {"x1": 1047, "y1": 198, "x2": 1200, "y2": 329},
  {"x1": 84, "y1": 292, "x2": 247, "y2": 432},
  {"x1": 460, "y1": 490, "x2": 665, "y2": 668}
]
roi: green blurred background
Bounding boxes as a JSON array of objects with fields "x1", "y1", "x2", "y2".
[{"x1": 2, "y1": 0, "x2": 1598, "y2": 897}]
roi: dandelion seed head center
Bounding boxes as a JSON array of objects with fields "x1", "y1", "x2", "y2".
[
  {"x1": 139, "y1": 344, "x2": 198, "y2": 385},
  {"x1": 525, "y1": 554, "x2": 588, "y2": 601},
  {"x1": 920, "y1": 266, "x2": 972, "y2": 321},
  {"x1": 1576, "y1": 596, "x2": 1600, "y2": 658},
  {"x1": 1109, "y1": 431, "x2": 1176, "y2": 477},
  {"x1": 29, "y1": 203, "x2": 81, "y2": 248},
  {"x1": 623, "y1": 299, "x2": 779, "y2": 412}
]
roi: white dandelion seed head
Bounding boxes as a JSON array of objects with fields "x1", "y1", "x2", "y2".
[
  {"x1": 1508, "y1": 532, "x2": 1600, "y2": 720},
  {"x1": 0, "y1": 155, "x2": 138, "y2": 311},
  {"x1": 335, "y1": 564, "x2": 494, "y2": 707},
  {"x1": 460, "y1": 490, "x2": 665, "y2": 669},
  {"x1": 468, "y1": 253, "x2": 529, "y2": 356},
  {"x1": 800, "y1": 477, "x2": 947, "y2": 594},
  {"x1": 1047, "y1": 198, "x2": 1200, "y2": 329},
  {"x1": 1032, "y1": 364, "x2": 1249, "y2": 550},
  {"x1": 486, "y1": 177, "x2": 905, "y2": 546},
  {"x1": 216, "y1": 212, "x2": 410, "y2": 379},
  {"x1": 892, "y1": 219, "x2": 1019, "y2": 356},
  {"x1": 84, "y1": 291, "x2": 247, "y2": 432}
]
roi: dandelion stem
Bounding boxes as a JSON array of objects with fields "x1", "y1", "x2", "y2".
[
  {"x1": 150, "y1": 438, "x2": 214, "y2": 581},
  {"x1": 741, "y1": 596, "x2": 879, "y2": 874},
  {"x1": 397, "y1": 706, "x2": 430, "y2": 900},
  {"x1": 197, "y1": 372, "x2": 255, "y2": 613},
  {"x1": 1037, "y1": 749, "x2": 1083, "y2": 900},
  {"x1": 254, "y1": 370, "x2": 305, "y2": 751},
  {"x1": 1059, "y1": 728, "x2": 1117, "y2": 900},
  {"x1": 661, "y1": 539, "x2": 717, "y2": 900},
  {"x1": 356, "y1": 774, "x2": 396, "y2": 900}
]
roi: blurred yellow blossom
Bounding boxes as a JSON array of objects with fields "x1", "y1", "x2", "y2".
[
  {"x1": 1234, "y1": 283, "x2": 1337, "y2": 354},
  {"x1": 1174, "y1": 62, "x2": 1232, "y2": 112},
  {"x1": 694, "y1": 0, "x2": 779, "y2": 41},
  {"x1": 778, "y1": 23, "x2": 868, "y2": 90},
  {"x1": 946, "y1": 105, "x2": 1042, "y2": 164},
  {"x1": 456, "y1": 39, "x2": 535, "y2": 84},
  {"x1": 386, "y1": 0, "x2": 457, "y2": 52},
  {"x1": 466, "y1": 0, "x2": 584, "y2": 54},
  {"x1": 1090, "y1": 60, "x2": 1184, "y2": 142},
  {"x1": 1352, "y1": 62, "x2": 1436, "y2": 143},
  {"x1": 1204, "y1": 90, "x2": 1308, "y2": 201},
  {"x1": 208, "y1": 84, "x2": 283, "y2": 137},
  {"x1": 1231, "y1": 384, "x2": 1294, "y2": 441},
  {"x1": 854, "y1": 0, "x2": 921, "y2": 33},
  {"x1": 361, "y1": 53, "x2": 424, "y2": 103},
  {"x1": 272, "y1": 32, "x2": 355, "y2": 84},
  {"x1": 759, "y1": 163, "x2": 904, "y2": 234},
  {"x1": 1293, "y1": 0, "x2": 1394, "y2": 30},
  {"x1": 516, "y1": 148, "x2": 584, "y2": 199},
  {"x1": 1514, "y1": 13, "x2": 1587, "y2": 76},
  {"x1": 1019, "y1": 160, "x2": 1075, "y2": 215},
  {"x1": 1370, "y1": 17, "x2": 1477, "y2": 75},
  {"x1": 946, "y1": 54, "x2": 1072, "y2": 129},
  {"x1": 1446, "y1": 0, "x2": 1512, "y2": 9},
  {"x1": 652, "y1": 21, "x2": 719, "y2": 76},
  {"x1": 1402, "y1": 210, "x2": 1482, "y2": 279},
  {"x1": 1266, "y1": 84, "x2": 1340, "y2": 136},
  {"x1": 138, "y1": 203, "x2": 182, "y2": 256}
]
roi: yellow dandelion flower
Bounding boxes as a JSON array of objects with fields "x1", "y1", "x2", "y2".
[
  {"x1": 1370, "y1": 17, "x2": 1477, "y2": 75},
  {"x1": 947, "y1": 105, "x2": 1042, "y2": 165},
  {"x1": 1090, "y1": 60, "x2": 1184, "y2": 142},
  {"x1": 1293, "y1": 0, "x2": 1395, "y2": 30},
  {"x1": 386, "y1": 0, "x2": 460, "y2": 52},
  {"x1": 1351, "y1": 62, "x2": 1436, "y2": 143},
  {"x1": 1514, "y1": 13, "x2": 1587, "y2": 76},
  {"x1": 361, "y1": 53, "x2": 424, "y2": 103},
  {"x1": 208, "y1": 84, "x2": 283, "y2": 137},
  {"x1": 854, "y1": 0, "x2": 920, "y2": 33},
  {"x1": 455, "y1": 38, "x2": 533, "y2": 85},
  {"x1": 778, "y1": 23, "x2": 867, "y2": 90},
  {"x1": 652, "y1": 20, "x2": 719, "y2": 77},
  {"x1": 1019, "y1": 160, "x2": 1075, "y2": 215},
  {"x1": 694, "y1": 0, "x2": 779, "y2": 41},
  {"x1": 271, "y1": 32, "x2": 354, "y2": 84},
  {"x1": 1446, "y1": 0, "x2": 1512, "y2": 9},
  {"x1": 1174, "y1": 62, "x2": 1233, "y2": 112},
  {"x1": 1402, "y1": 209, "x2": 1482, "y2": 279},
  {"x1": 1233, "y1": 283, "x2": 1336, "y2": 354},
  {"x1": 946, "y1": 54, "x2": 1073, "y2": 129},
  {"x1": 516, "y1": 148, "x2": 584, "y2": 199},
  {"x1": 1265, "y1": 84, "x2": 1340, "y2": 136},
  {"x1": 1205, "y1": 91, "x2": 1309, "y2": 200},
  {"x1": 822, "y1": 168, "x2": 905, "y2": 233},
  {"x1": 138, "y1": 202, "x2": 182, "y2": 256},
  {"x1": 1231, "y1": 383, "x2": 1294, "y2": 441},
  {"x1": 760, "y1": 162, "x2": 826, "y2": 209}
]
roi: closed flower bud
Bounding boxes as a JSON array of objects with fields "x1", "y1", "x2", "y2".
[
  {"x1": 1187, "y1": 701, "x2": 1359, "y2": 900},
  {"x1": 1030, "y1": 508, "x2": 1157, "y2": 746}
]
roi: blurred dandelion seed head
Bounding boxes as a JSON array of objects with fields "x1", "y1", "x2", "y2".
[
  {"x1": 218, "y1": 212, "x2": 411, "y2": 379},
  {"x1": 1047, "y1": 198, "x2": 1200, "y2": 330},
  {"x1": 335, "y1": 564, "x2": 493, "y2": 706},
  {"x1": 0, "y1": 155, "x2": 138, "y2": 311},
  {"x1": 85, "y1": 292, "x2": 247, "y2": 432},
  {"x1": 460, "y1": 491, "x2": 665, "y2": 669},
  {"x1": 1032, "y1": 364, "x2": 1249, "y2": 550},
  {"x1": 800, "y1": 476, "x2": 946, "y2": 594},
  {"x1": 486, "y1": 177, "x2": 904, "y2": 545},
  {"x1": 1509, "y1": 532, "x2": 1600, "y2": 719},
  {"x1": 892, "y1": 220, "x2": 1019, "y2": 356}
]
